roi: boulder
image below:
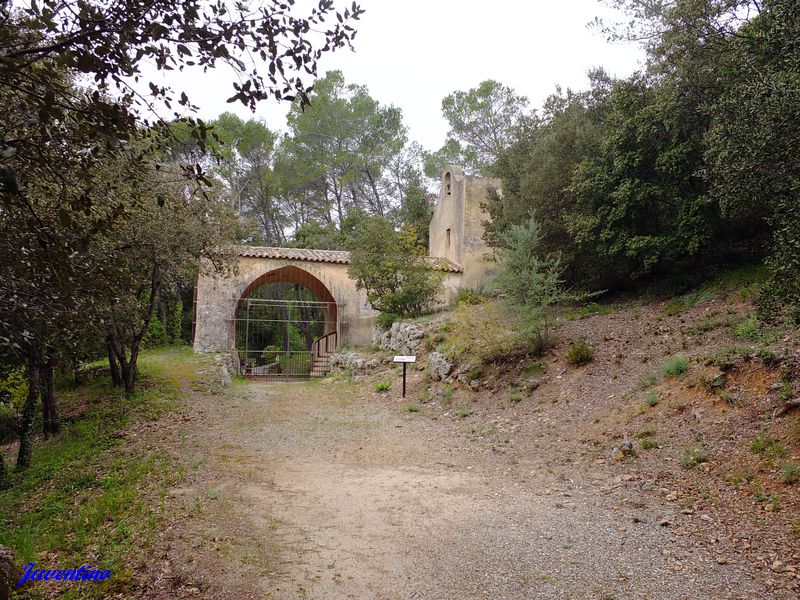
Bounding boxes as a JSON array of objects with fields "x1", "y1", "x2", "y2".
[{"x1": 428, "y1": 352, "x2": 453, "y2": 381}]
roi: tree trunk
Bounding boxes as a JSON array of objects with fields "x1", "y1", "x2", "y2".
[
  {"x1": 109, "y1": 264, "x2": 160, "y2": 396},
  {"x1": 109, "y1": 330, "x2": 136, "y2": 395},
  {"x1": 41, "y1": 359, "x2": 60, "y2": 437},
  {"x1": 0, "y1": 453, "x2": 8, "y2": 489},
  {"x1": 16, "y1": 357, "x2": 40, "y2": 470},
  {"x1": 365, "y1": 167, "x2": 384, "y2": 216},
  {"x1": 107, "y1": 334, "x2": 122, "y2": 387},
  {"x1": 120, "y1": 359, "x2": 135, "y2": 395}
]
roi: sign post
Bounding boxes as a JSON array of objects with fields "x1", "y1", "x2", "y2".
[{"x1": 392, "y1": 355, "x2": 416, "y2": 398}]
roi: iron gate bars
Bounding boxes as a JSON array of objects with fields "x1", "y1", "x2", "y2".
[{"x1": 232, "y1": 297, "x2": 339, "y2": 379}]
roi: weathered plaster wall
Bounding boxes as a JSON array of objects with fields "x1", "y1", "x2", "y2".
[
  {"x1": 193, "y1": 257, "x2": 378, "y2": 353},
  {"x1": 429, "y1": 166, "x2": 499, "y2": 290}
]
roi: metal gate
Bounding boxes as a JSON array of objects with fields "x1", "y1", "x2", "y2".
[{"x1": 232, "y1": 296, "x2": 339, "y2": 379}]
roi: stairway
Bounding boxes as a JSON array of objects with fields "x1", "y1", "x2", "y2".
[
  {"x1": 310, "y1": 330, "x2": 337, "y2": 377},
  {"x1": 311, "y1": 351, "x2": 332, "y2": 377}
]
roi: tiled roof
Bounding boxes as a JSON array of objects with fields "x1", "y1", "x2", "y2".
[
  {"x1": 421, "y1": 256, "x2": 463, "y2": 273},
  {"x1": 236, "y1": 246, "x2": 463, "y2": 273},
  {"x1": 237, "y1": 246, "x2": 351, "y2": 264}
]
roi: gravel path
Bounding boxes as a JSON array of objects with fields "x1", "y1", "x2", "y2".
[{"x1": 151, "y1": 375, "x2": 792, "y2": 600}]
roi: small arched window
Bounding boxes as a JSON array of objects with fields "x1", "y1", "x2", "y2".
[{"x1": 444, "y1": 172, "x2": 451, "y2": 196}]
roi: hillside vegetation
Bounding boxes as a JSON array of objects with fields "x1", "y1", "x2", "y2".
[{"x1": 393, "y1": 273, "x2": 799, "y2": 585}]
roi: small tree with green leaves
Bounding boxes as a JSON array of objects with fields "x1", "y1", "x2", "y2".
[
  {"x1": 493, "y1": 217, "x2": 577, "y2": 310},
  {"x1": 491, "y1": 217, "x2": 583, "y2": 348},
  {"x1": 347, "y1": 217, "x2": 442, "y2": 324}
]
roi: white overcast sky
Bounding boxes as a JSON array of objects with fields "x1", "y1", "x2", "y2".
[{"x1": 154, "y1": 0, "x2": 645, "y2": 151}]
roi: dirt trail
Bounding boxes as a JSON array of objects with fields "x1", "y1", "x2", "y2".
[{"x1": 150, "y1": 376, "x2": 791, "y2": 600}]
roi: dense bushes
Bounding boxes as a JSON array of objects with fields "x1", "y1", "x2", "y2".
[{"x1": 487, "y1": 0, "x2": 794, "y2": 312}]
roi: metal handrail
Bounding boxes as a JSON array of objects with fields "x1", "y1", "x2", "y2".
[{"x1": 312, "y1": 330, "x2": 337, "y2": 359}]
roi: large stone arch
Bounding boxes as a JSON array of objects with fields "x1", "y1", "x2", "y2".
[
  {"x1": 235, "y1": 264, "x2": 338, "y2": 337},
  {"x1": 193, "y1": 250, "x2": 384, "y2": 353}
]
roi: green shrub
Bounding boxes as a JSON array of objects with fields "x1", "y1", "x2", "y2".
[
  {"x1": 441, "y1": 302, "x2": 555, "y2": 367},
  {"x1": 781, "y1": 461, "x2": 800, "y2": 484},
  {"x1": 374, "y1": 382, "x2": 392, "y2": 393},
  {"x1": 0, "y1": 366, "x2": 26, "y2": 443},
  {"x1": 406, "y1": 403, "x2": 421, "y2": 413},
  {"x1": 640, "y1": 439, "x2": 658, "y2": 450},
  {"x1": 661, "y1": 356, "x2": 689, "y2": 379},
  {"x1": 645, "y1": 391, "x2": 659, "y2": 407},
  {"x1": 509, "y1": 392, "x2": 522, "y2": 403},
  {"x1": 376, "y1": 312, "x2": 399, "y2": 328},
  {"x1": 566, "y1": 338, "x2": 594, "y2": 366},
  {"x1": 143, "y1": 316, "x2": 166, "y2": 348}
]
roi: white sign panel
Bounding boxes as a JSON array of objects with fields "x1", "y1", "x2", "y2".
[{"x1": 393, "y1": 355, "x2": 417, "y2": 363}]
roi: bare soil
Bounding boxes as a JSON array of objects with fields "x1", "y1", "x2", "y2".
[{"x1": 140, "y1": 295, "x2": 800, "y2": 600}]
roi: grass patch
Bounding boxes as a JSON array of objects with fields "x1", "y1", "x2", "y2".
[
  {"x1": 406, "y1": 403, "x2": 421, "y2": 413},
  {"x1": 638, "y1": 371, "x2": 659, "y2": 390},
  {"x1": 750, "y1": 432, "x2": 787, "y2": 461},
  {"x1": 661, "y1": 356, "x2": 689, "y2": 379},
  {"x1": 725, "y1": 468, "x2": 754, "y2": 486},
  {"x1": 681, "y1": 446, "x2": 708, "y2": 469},
  {"x1": 0, "y1": 347, "x2": 196, "y2": 597},
  {"x1": 442, "y1": 384, "x2": 454, "y2": 405},
  {"x1": 780, "y1": 461, "x2": 800, "y2": 484},
  {"x1": 456, "y1": 407, "x2": 472, "y2": 419},
  {"x1": 645, "y1": 390, "x2": 660, "y2": 407},
  {"x1": 524, "y1": 361, "x2": 545, "y2": 377},
  {"x1": 374, "y1": 382, "x2": 392, "y2": 393},
  {"x1": 563, "y1": 302, "x2": 613, "y2": 320},
  {"x1": 439, "y1": 301, "x2": 555, "y2": 367},
  {"x1": 509, "y1": 392, "x2": 522, "y2": 404},
  {"x1": 732, "y1": 314, "x2": 779, "y2": 344},
  {"x1": 640, "y1": 439, "x2": 658, "y2": 450},
  {"x1": 709, "y1": 344, "x2": 751, "y2": 370}
]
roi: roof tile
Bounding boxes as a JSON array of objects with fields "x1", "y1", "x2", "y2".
[{"x1": 236, "y1": 246, "x2": 462, "y2": 272}]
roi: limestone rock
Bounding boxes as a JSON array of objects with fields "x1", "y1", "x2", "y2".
[
  {"x1": 620, "y1": 439, "x2": 635, "y2": 456},
  {"x1": 372, "y1": 322, "x2": 425, "y2": 356},
  {"x1": 428, "y1": 352, "x2": 453, "y2": 381},
  {"x1": 329, "y1": 352, "x2": 381, "y2": 373},
  {"x1": 213, "y1": 354, "x2": 233, "y2": 387}
]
